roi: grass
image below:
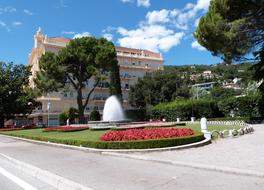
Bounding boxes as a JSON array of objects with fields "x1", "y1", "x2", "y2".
[
  {"x1": 0, "y1": 124, "x2": 241, "y2": 142},
  {"x1": 183, "y1": 123, "x2": 241, "y2": 132}
]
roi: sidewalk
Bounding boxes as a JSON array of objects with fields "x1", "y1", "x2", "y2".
[{"x1": 121, "y1": 124, "x2": 264, "y2": 173}]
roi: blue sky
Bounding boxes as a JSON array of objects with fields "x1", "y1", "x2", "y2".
[{"x1": 0, "y1": 0, "x2": 222, "y2": 65}]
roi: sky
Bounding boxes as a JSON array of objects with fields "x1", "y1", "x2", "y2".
[{"x1": 0, "y1": 0, "x2": 223, "y2": 66}]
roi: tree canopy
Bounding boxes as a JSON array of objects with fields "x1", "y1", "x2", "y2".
[
  {"x1": 195, "y1": 0, "x2": 264, "y2": 63},
  {"x1": 0, "y1": 62, "x2": 37, "y2": 127},
  {"x1": 129, "y1": 70, "x2": 191, "y2": 108},
  {"x1": 35, "y1": 36, "x2": 121, "y2": 123}
]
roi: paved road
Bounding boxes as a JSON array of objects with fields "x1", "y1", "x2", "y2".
[
  {"x1": 0, "y1": 173, "x2": 23, "y2": 190},
  {"x1": 0, "y1": 151, "x2": 55, "y2": 190},
  {"x1": 0, "y1": 125, "x2": 264, "y2": 190}
]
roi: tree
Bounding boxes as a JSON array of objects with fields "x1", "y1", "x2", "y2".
[
  {"x1": 129, "y1": 70, "x2": 191, "y2": 108},
  {"x1": 195, "y1": 0, "x2": 264, "y2": 63},
  {"x1": 0, "y1": 62, "x2": 37, "y2": 128},
  {"x1": 35, "y1": 37, "x2": 121, "y2": 123}
]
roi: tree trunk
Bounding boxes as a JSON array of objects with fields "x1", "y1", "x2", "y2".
[{"x1": 77, "y1": 88, "x2": 85, "y2": 124}]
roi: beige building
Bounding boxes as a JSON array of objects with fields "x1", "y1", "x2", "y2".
[{"x1": 28, "y1": 28, "x2": 164, "y2": 126}]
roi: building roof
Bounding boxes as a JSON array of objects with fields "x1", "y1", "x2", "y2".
[
  {"x1": 47, "y1": 36, "x2": 71, "y2": 44},
  {"x1": 115, "y1": 46, "x2": 162, "y2": 58}
]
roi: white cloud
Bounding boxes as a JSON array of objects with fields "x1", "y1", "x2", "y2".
[
  {"x1": 0, "y1": 21, "x2": 6, "y2": 27},
  {"x1": 112, "y1": 0, "x2": 211, "y2": 53},
  {"x1": 73, "y1": 32, "x2": 91, "y2": 39},
  {"x1": 12, "y1": 21, "x2": 22, "y2": 26},
  {"x1": 196, "y1": 0, "x2": 211, "y2": 10},
  {"x1": 0, "y1": 6, "x2": 16, "y2": 14},
  {"x1": 174, "y1": 0, "x2": 211, "y2": 30},
  {"x1": 62, "y1": 31, "x2": 76, "y2": 35},
  {"x1": 191, "y1": 40, "x2": 206, "y2": 51},
  {"x1": 137, "y1": 0, "x2": 150, "y2": 8},
  {"x1": 117, "y1": 25, "x2": 184, "y2": 52},
  {"x1": 146, "y1": 9, "x2": 170, "y2": 24},
  {"x1": 194, "y1": 17, "x2": 200, "y2": 27},
  {"x1": 103, "y1": 33, "x2": 113, "y2": 41},
  {"x1": 0, "y1": 21, "x2": 10, "y2": 31},
  {"x1": 23, "y1": 9, "x2": 33, "y2": 15},
  {"x1": 120, "y1": 0, "x2": 133, "y2": 2}
]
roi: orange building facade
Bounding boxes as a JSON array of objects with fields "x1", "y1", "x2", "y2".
[{"x1": 28, "y1": 28, "x2": 164, "y2": 126}]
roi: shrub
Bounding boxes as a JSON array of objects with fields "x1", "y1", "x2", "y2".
[
  {"x1": 218, "y1": 95, "x2": 264, "y2": 117},
  {"x1": 59, "y1": 111, "x2": 68, "y2": 125},
  {"x1": 59, "y1": 107, "x2": 79, "y2": 125},
  {"x1": 90, "y1": 110, "x2": 101, "y2": 121},
  {"x1": 125, "y1": 109, "x2": 147, "y2": 121},
  {"x1": 150, "y1": 99, "x2": 222, "y2": 121}
]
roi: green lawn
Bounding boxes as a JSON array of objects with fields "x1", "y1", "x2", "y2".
[{"x1": 0, "y1": 124, "x2": 241, "y2": 142}]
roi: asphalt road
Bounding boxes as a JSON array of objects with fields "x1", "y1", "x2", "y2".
[{"x1": 0, "y1": 128, "x2": 264, "y2": 190}]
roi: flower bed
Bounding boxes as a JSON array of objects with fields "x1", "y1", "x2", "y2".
[
  {"x1": 101, "y1": 128, "x2": 194, "y2": 141},
  {"x1": 0, "y1": 128, "x2": 21, "y2": 131},
  {"x1": 43, "y1": 126, "x2": 89, "y2": 132}
]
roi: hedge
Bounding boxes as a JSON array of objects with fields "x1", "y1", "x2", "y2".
[
  {"x1": 125, "y1": 109, "x2": 147, "y2": 121},
  {"x1": 1, "y1": 132, "x2": 204, "y2": 149},
  {"x1": 150, "y1": 99, "x2": 223, "y2": 121}
]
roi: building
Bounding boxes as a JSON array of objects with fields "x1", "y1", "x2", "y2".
[{"x1": 28, "y1": 28, "x2": 164, "y2": 126}]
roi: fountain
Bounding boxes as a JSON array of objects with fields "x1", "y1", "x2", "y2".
[
  {"x1": 103, "y1": 96, "x2": 125, "y2": 121},
  {"x1": 88, "y1": 95, "x2": 177, "y2": 130},
  {"x1": 88, "y1": 95, "x2": 131, "y2": 129}
]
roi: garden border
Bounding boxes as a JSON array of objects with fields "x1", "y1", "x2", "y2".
[{"x1": 0, "y1": 134, "x2": 211, "y2": 153}]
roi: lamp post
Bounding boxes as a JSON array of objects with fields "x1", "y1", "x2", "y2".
[{"x1": 47, "y1": 93, "x2": 51, "y2": 127}]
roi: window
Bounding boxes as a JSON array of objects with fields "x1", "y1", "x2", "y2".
[{"x1": 125, "y1": 84, "x2": 129, "y2": 89}]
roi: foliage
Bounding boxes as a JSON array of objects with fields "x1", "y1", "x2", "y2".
[
  {"x1": 218, "y1": 94, "x2": 264, "y2": 117},
  {"x1": 209, "y1": 86, "x2": 237, "y2": 100},
  {"x1": 0, "y1": 62, "x2": 37, "y2": 128},
  {"x1": 59, "y1": 107, "x2": 79, "y2": 125},
  {"x1": 129, "y1": 70, "x2": 191, "y2": 108},
  {"x1": 151, "y1": 99, "x2": 223, "y2": 121},
  {"x1": 125, "y1": 109, "x2": 147, "y2": 121},
  {"x1": 89, "y1": 110, "x2": 101, "y2": 121},
  {"x1": 35, "y1": 37, "x2": 121, "y2": 123},
  {"x1": 195, "y1": 0, "x2": 264, "y2": 63},
  {"x1": 59, "y1": 111, "x2": 68, "y2": 125}
]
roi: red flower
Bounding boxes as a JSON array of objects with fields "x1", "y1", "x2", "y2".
[
  {"x1": 101, "y1": 128, "x2": 194, "y2": 141},
  {"x1": 43, "y1": 126, "x2": 89, "y2": 132}
]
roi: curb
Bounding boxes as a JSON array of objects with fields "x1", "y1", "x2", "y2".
[
  {"x1": 0, "y1": 134, "x2": 211, "y2": 153},
  {"x1": 103, "y1": 152, "x2": 264, "y2": 179},
  {"x1": 0, "y1": 153, "x2": 94, "y2": 190}
]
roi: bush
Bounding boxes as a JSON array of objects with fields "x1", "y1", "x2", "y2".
[
  {"x1": 59, "y1": 111, "x2": 68, "y2": 125},
  {"x1": 218, "y1": 95, "x2": 264, "y2": 117},
  {"x1": 125, "y1": 109, "x2": 147, "y2": 121},
  {"x1": 59, "y1": 107, "x2": 79, "y2": 125},
  {"x1": 2, "y1": 132, "x2": 204, "y2": 149},
  {"x1": 150, "y1": 99, "x2": 223, "y2": 121},
  {"x1": 90, "y1": 110, "x2": 101, "y2": 121}
]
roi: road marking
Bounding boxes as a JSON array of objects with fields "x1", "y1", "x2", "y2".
[{"x1": 0, "y1": 166, "x2": 37, "y2": 190}]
